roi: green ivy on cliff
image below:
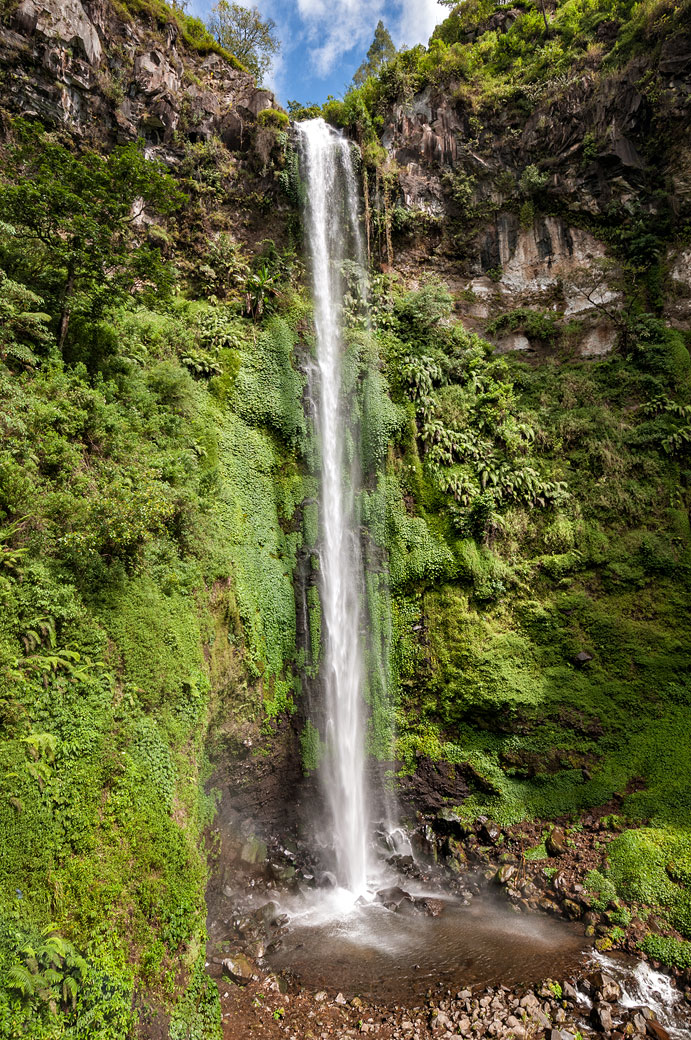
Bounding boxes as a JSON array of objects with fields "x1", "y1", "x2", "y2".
[{"x1": 0, "y1": 109, "x2": 310, "y2": 1034}]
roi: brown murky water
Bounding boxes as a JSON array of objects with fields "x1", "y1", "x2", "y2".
[{"x1": 267, "y1": 893, "x2": 588, "y2": 1002}]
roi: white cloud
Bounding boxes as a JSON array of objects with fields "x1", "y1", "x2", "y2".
[
  {"x1": 263, "y1": 47, "x2": 286, "y2": 95},
  {"x1": 297, "y1": 0, "x2": 387, "y2": 77},
  {"x1": 396, "y1": 0, "x2": 446, "y2": 48},
  {"x1": 291, "y1": 0, "x2": 446, "y2": 78}
]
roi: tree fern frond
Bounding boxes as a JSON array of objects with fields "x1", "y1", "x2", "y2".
[
  {"x1": 71, "y1": 954, "x2": 89, "y2": 977},
  {"x1": 6, "y1": 964, "x2": 39, "y2": 996}
]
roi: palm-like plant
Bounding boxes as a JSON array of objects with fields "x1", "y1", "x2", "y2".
[
  {"x1": 244, "y1": 264, "x2": 279, "y2": 321},
  {"x1": 6, "y1": 926, "x2": 88, "y2": 1011}
]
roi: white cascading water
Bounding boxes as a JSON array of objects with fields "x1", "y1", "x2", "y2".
[
  {"x1": 297, "y1": 118, "x2": 370, "y2": 896},
  {"x1": 592, "y1": 953, "x2": 689, "y2": 1039}
]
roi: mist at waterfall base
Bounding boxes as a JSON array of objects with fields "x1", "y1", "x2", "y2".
[{"x1": 280, "y1": 121, "x2": 688, "y2": 1033}]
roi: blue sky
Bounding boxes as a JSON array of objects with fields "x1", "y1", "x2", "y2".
[{"x1": 186, "y1": 0, "x2": 448, "y2": 105}]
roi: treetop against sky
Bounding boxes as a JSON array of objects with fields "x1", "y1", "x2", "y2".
[{"x1": 186, "y1": 0, "x2": 447, "y2": 103}]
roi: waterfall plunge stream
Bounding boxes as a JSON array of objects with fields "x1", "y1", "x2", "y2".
[{"x1": 297, "y1": 119, "x2": 370, "y2": 896}]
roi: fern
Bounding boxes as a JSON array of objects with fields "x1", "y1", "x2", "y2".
[
  {"x1": 6, "y1": 963, "x2": 42, "y2": 997},
  {"x1": 5, "y1": 925, "x2": 88, "y2": 1012}
]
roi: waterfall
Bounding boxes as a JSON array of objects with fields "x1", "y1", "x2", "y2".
[{"x1": 297, "y1": 118, "x2": 370, "y2": 895}]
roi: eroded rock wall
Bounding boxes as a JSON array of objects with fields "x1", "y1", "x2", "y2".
[
  {"x1": 379, "y1": 28, "x2": 691, "y2": 357},
  {"x1": 0, "y1": 0, "x2": 277, "y2": 149}
]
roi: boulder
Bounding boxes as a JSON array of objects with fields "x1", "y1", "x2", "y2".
[
  {"x1": 221, "y1": 954, "x2": 259, "y2": 985},
  {"x1": 574, "y1": 650, "x2": 594, "y2": 667},
  {"x1": 376, "y1": 886, "x2": 414, "y2": 911},
  {"x1": 591, "y1": 1002, "x2": 614, "y2": 1032},
  {"x1": 240, "y1": 835, "x2": 268, "y2": 865},
  {"x1": 538, "y1": 897, "x2": 562, "y2": 915},
  {"x1": 546, "y1": 827, "x2": 568, "y2": 856},
  {"x1": 645, "y1": 1021, "x2": 671, "y2": 1040},
  {"x1": 478, "y1": 821, "x2": 502, "y2": 845},
  {"x1": 562, "y1": 898, "x2": 583, "y2": 919},
  {"x1": 415, "y1": 897, "x2": 445, "y2": 916},
  {"x1": 494, "y1": 863, "x2": 517, "y2": 885},
  {"x1": 587, "y1": 969, "x2": 622, "y2": 1003},
  {"x1": 251, "y1": 900, "x2": 280, "y2": 932}
]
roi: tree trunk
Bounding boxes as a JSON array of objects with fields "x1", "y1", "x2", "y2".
[
  {"x1": 363, "y1": 167, "x2": 372, "y2": 265},
  {"x1": 58, "y1": 263, "x2": 76, "y2": 350},
  {"x1": 383, "y1": 176, "x2": 393, "y2": 269},
  {"x1": 539, "y1": 0, "x2": 549, "y2": 33}
]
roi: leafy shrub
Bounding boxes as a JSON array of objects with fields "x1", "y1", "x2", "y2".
[
  {"x1": 395, "y1": 278, "x2": 453, "y2": 341},
  {"x1": 486, "y1": 308, "x2": 560, "y2": 345},
  {"x1": 519, "y1": 164, "x2": 549, "y2": 195},
  {"x1": 257, "y1": 109, "x2": 290, "y2": 129},
  {"x1": 639, "y1": 934, "x2": 691, "y2": 971}
]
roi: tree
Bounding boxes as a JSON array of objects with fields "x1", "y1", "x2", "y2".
[
  {"x1": 353, "y1": 20, "x2": 396, "y2": 86},
  {"x1": 207, "y1": 2, "x2": 279, "y2": 83},
  {"x1": 0, "y1": 119, "x2": 185, "y2": 354}
]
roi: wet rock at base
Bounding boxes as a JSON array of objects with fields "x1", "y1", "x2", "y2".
[
  {"x1": 221, "y1": 954, "x2": 260, "y2": 985},
  {"x1": 561, "y1": 981, "x2": 579, "y2": 1003},
  {"x1": 414, "y1": 897, "x2": 445, "y2": 916},
  {"x1": 240, "y1": 835, "x2": 268, "y2": 865},
  {"x1": 494, "y1": 862, "x2": 517, "y2": 885},
  {"x1": 264, "y1": 973, "x2": 289, "y2": 993},
  {"x1": 591, "y1": 1002, "x2": 614, "y2": 1032},
  {"x1": 478, "y1": 821, "x2": 502, "y2": 845},
  {"x1": 645, "y1": 1019, "x2": 672, "y2": 1040},
  {"x1": 376, "y1": 885, "x2": 413, "y2": 911},
  {"x1": 562, "y1": 898, "x2": 583, "y2": 919},
  {"x1": 269, "y1": 861, "x2": 297, "y2": 883},
  {"x1": 252, "y1": 900, "x2": 280, "y2": 932},
  {"x1": 317, "y1": 870, "x2": 337, "y2": 888},
  {"x1": 586, "y1": 969, "x2": 622, "y2": 1003}
]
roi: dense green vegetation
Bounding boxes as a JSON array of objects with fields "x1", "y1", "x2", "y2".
[
  {"x1": 317, "y1": 0, "x2": 691, "y2": 143},
  {"x1": 0, "y1": 117, "x2": 310, "y2": 1036},
  {"x1": 111, "y1": 0, "x2": 247, "y2": 69}
]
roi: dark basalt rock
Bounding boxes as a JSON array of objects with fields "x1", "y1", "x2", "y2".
[
  {"x1": 574, "y1": 650, "x2": 594, "y2": 667},
  {"x1": 586, "y1": 969, "x2": 622, "y2": 1004},
  {"x1": 376, "y1": 886, "x2": 413, "y2": 911},
  {"x1": 414, "y1": 897, "x2": 445, "y2": 916},
  {"x1": 645, "y1": 1019, "x2": 672, "y2": 1040},
  {"x1": 478, "y1": 820, "x2": 502, "y2": 845},
  {"x1": 494, "y1": 862, "x2": 517, "y2": 885},
  {"x1": 0, "y1": 0, "x2": 281, "y2": 152},
  {"x1": 591, "y1": 1001, "x2": 614, "y2": 1032}
]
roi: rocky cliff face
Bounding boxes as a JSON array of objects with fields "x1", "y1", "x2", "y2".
[
  {"x1": 0, "y1": 0, "x2": 277, "y2": 150},
  {"x1": 379, "y1": 21, "x2": 691, "y2": 357}
]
